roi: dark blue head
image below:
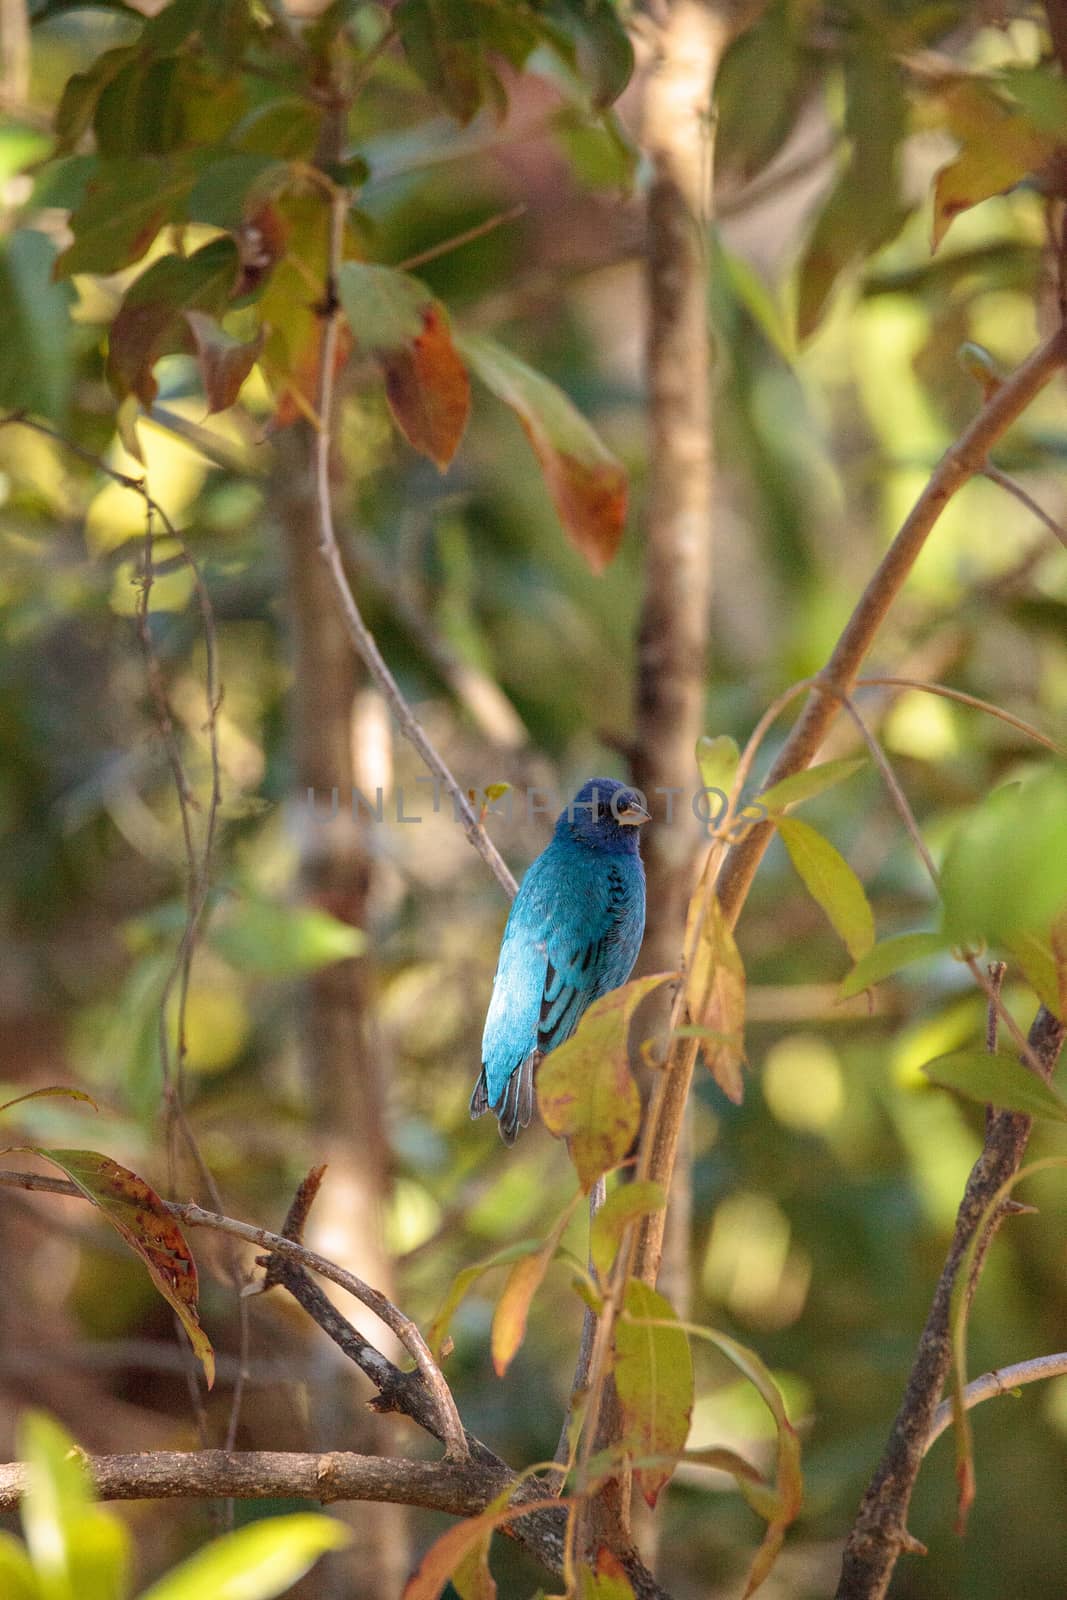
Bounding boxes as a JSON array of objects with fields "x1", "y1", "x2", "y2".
[{"x1": 553, "y1": 777, "x2": 650, "y2": 854}]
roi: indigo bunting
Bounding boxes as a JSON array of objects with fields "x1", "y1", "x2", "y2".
[{"x1": 471, "y1": 778, "x2": 649, "y2": 1143}]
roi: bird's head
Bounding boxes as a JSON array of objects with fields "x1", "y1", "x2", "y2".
[{"x1": 554, "y1": 777, "x2": 650, "y2": 853}]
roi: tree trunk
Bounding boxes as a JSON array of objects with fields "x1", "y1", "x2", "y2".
[{"x1": 277, "y1": 427, "x2": 409, "y2": 1598}]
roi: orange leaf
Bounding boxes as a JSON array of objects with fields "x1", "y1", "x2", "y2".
[
  {"x1": 34, "y1": 1149, "x2": 214, "y2": 1387},
  {"x1": 458, "y1": 331, "x2": 628, "y2": 573},
  {"x1": 491, "y1": 1191, "x2": 580, "y2": 1376},
  {"x1": 383, "y1": 304, "x2": 471, "y2": 470}
]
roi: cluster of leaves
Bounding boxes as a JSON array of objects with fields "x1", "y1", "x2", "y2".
[
  {"x1": 2, "y1": 1409, "x2": 347, "y2": 1600},
  {"x1": 7, "y1": 0, "x2": 634, "y2": 571}
]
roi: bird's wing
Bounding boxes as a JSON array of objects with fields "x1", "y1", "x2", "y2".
[{"x1": 537, "y1": 854, "x2": 645, "y2": 1056}]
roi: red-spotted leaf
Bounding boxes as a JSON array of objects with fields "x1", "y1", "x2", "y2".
[
  {"x1": 107, "y1": 238, "x2": 240, "y2": 406},
  {"x1": 491, "y1": 1191, "x2": 581, "y2": 1377},
  {"x1": 0, "y1": 1087, "x2": 98, "y2": 1117},
  {"x1": 336, "y1": 261, "x2": 470, "y2": 469},
  {"x1": 932, "y1": 81, "x2": 1056, "y2": 252},
  {"x1": 458, "y1": 330, "x2": 628, "y2": 573},
  {"x1": 537, "y1": 973, "x2": 675, "y2": 1191},
  {"x1": 685, "y1": 891, "x2": 746, "y2": 1103},
  {"x1": 184, "y1": 310, "x2": 265, "y2": 414},
  {"x1": 777, "y1": 816, "x2": 874, "y2": 962},
  {"x1": 615, "y1": 1280, "x2": 693, "y2": 1508},
  {"x1": 589, "y1": 1181, "x2": 665, "y2": 1281},
  {"x1": 35, "y1": 1149, "x2": 213, "y2": 1388},
  {"x1": 578, "y1": 1548, "x2": 636, "y2": 1599},
  {"x1": 54, "y1": 156, "x2": 197, "y2": 279}
]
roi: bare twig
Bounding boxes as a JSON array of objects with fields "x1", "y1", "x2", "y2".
[
  {"x1": 981, "y1": 463, "x2": 1067, "y2": 554},
  {"x1": 309, "y1": 186, "x2": 518, "y2": 900},
  {"x1": 396, "y1": 203, "x2": 527, "y2": 274},
  {"x1": 854, "y1": 677, "x2": 1065, "y2": 757},
  {"x1": 925, "y1": 1351, "x2": 1067, "y2": 1453}
]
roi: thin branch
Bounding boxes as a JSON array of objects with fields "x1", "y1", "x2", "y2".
[
  {"x1": 310, "y1": 188, "x2": 518, "y2": 900},
  {"x1": 925, "y1": 1352, "x2": 1067, "y2": 1453},
  {"x1": 629, "y1": 327, "x2": 1067, "y2": 1296},
  {"x1": 835, "y1": 1003, "x2": 1066, "y2": 1600},
  {"x1": 854, "y1": 677, "x2": 1065, "y2": 757},
  {"x1": 716, "y1": 326, "x2": 1067, "y2": 929},
  {"x1": 981, "y1": 463, "x2": 1067, "y2": 554},
  {"x1": 396, "y1": 203, "x2": 527, "y2": 274}
]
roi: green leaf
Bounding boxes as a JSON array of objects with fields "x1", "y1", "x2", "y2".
[
  {"x1": 458, "y1": 330, "x2": 628, "y2": 574},
  {"x1": 0, "y1": 1532, "x2": 36, "y2": 1600},
  {"x1": 932, "y1": 81, "x2": 1056, "y2": 252},
  {"x1": 491, "y1": 1191, "x2": 581, "y2": 1376},
  {"x1": 537, "y1": 973, "x2": 674, "y2": 1191},
  {"x1": 0, "y1": 231, "x2": 74, "y2": 424},
  {"x1": 777, "y1": 816, "x2": 874, "y2": 962},
  {"x1": 27, "y1": 1151, "x2": 214, "y2": 1387},
  {"x1": 590, "y1": 1181, "x2": 666, "y2": 1280},
  {"x1": 337, "y1": 262, "x2": 470, "y2": 470},
  {"x1": 138, "y1": 1515, "x2": 351, "y2": 1600},
  {"x1": 209, "y1": 898, "x2": 365, "y2": 977},
  {"x1": 0, "y1": 1086, "x2": 98, "y2": 1117},
  {"x1": 54, "y1": 46, "x2": 139, "y2": 151},
  {"x1": 839, "y1": 931, "x2": 946, "y2": 999},
  {"x1": 695, "y1": 735, "x2": 739, "y2": 798},
  {"x1": 402, "y1": 1490, "x2": 513, "y2": 1600},
  {"x1": 759, "y1": 757, "x2": 867, "y2": 814},
  {"x1": 18, "y1": 1411, "x2": 130, "y2": 1600},
  {"x1": 396, "y1": 0, "x2": 489, "y2": 125},
  {"x1": 566, "y1": 0, "x2": 634, "y2": 110},
  {"x1": 941, "y1": 769, "x2": 1067, "y2": 948},
  {"x1": 54, "y1": 157, "x2": 196, "y2": 279},
  {"x1": 922, "y1": 1049, "x2": 1067, "y2": 1123},
  {"x1": 615, "y1": 1281, "x2": 694, "y2": 1508}
]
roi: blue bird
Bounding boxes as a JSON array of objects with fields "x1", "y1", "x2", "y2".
[{"x1": 471, "y1": 777, "x2": 649, "y2": 1144}]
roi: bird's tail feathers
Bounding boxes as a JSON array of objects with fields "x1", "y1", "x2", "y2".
[
  {"x1": 496, "y1": 1053, "x2": 536, "y2": 1145},
  {"x1": 469, "y1": 1067, "x2": 491, "y2": 1120}
]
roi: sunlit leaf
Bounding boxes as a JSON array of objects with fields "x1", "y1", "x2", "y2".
[
  {"x1": 0, "y1": 1531, "x2": 36, "y2": 1600},
  {"x1": 685, "y1": 891, "x2": 746, "y2": 1103},
  {"x1": 589, "y1": 1181, "x2": 665, "y2": 1281},
  {"x1": 337, "y1": 262, "x2": 470, "y2": 469},
  {"x1": 138, "y1": 1514, "x2": 351, "y2": 1600},
  {"x1": 615, "y1": 1280, "x2": 693, "y2": 1507},
  {"x1": 491, "y1": 1190, "x2": 581, "y2": 1376},
  {"x1": 458, "y1": 330, "x2": 628, "y2": 574},
  {"x1": 759, "y1": 757, "x2": 866, "y2": 814},
  {"x1": 921, "y1": 1049, "x2": 1067, "y2": 1123},
  {"x1": 839, "y1": 931, "x2": 946, "y2": 999},
  {"x1": 18, "y1": 1410, "x2": 131, "y2": 1600},
  {"x1": 777, "y1": 816, "x2": 874, "y2": 962},
  {"x1": 696, "y1": 735, "x2": 739, "y2": 798},
  {"x1": 537, "y1": 973, "x2": 674, "y2": 1191},
  {"x1": 29, "y1": 1150, "x2": 214, "y2": 1387},
  {"x1": 931, "y1": 81, "x2": 1056, "y2": 252}
]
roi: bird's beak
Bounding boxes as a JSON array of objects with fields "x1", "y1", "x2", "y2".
[{"x1": 618, "y1": 802, "x2": 651, "y2": 826}]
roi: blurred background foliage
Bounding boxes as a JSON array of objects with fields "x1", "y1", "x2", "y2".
[{"x1": 2, "y1": 0, "x2": 1067, "y2": 1597}]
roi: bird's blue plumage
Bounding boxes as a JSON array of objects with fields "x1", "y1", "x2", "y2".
[{"x1": 471, "y1": 778, "x2": 648, "y2": 1143}]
